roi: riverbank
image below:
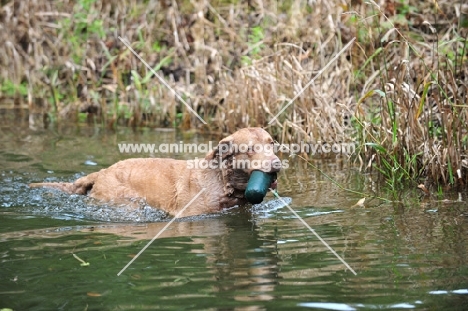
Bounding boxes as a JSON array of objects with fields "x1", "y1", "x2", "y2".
[{"x1": 1, "y1": 0, "x2": 467, "y2": 189}]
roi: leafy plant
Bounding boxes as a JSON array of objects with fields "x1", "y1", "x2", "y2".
[{"x1": 0, "y1": 80, "x2": 28, "y2": 97}]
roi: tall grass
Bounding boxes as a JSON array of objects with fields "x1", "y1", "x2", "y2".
[
  {"x1": 0, "y1": 0, "x2": 467, "y2": 189},
  {"x1": 353, "y1": 1, "x2": 468, "y2": 190}
]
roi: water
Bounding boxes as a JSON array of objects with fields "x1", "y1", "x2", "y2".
[{"x1": 1, "y1": 124, "x2": 468, "y2": 310}]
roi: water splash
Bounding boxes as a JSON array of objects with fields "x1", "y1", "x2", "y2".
[
  {"x1": 1, "y1": 174, "x2": 168, "y2": 222},
  {"x1": 250, "y1": 197, "x2": 292, "y2": 217}
]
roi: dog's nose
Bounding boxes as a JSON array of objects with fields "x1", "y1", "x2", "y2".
[{"x1": 270, "y1": 158, "x2": 282, "y2": 172}]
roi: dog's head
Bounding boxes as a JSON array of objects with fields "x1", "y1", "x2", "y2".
[{"x1": 205, "y1": 128, "x2": 281, "y2": 195}]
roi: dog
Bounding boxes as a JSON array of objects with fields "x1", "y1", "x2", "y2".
[{"x1": 29, "y1": 128, "x2": 281, "y2": 217}]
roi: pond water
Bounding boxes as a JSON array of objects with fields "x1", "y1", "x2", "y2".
[{"x1": 1, "y1": 122, "x2": 468, "y2": 310}]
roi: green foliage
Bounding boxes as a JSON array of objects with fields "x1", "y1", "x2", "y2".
[
  {"x1": 73, "y1": 0, "x2": 105, "y2": 38},
  {"x1": 1, "y1": 80, "x2": 28, "y2": 97},
  {"x1": 396, "y1": 0, "x2": 418, "y2": 16},
  {"x1": 248, "y1": 26, "x2": 264, "y2": 53},
  {"x1": 366, "y1": 143, "x2": 422, "y2": 191},
  {"x1": 78, "y1": 112, "x2": 88, "y2": 122},
  {"x1": 59, "y1": 0, "x2": 105, "y2": 63},
  {"x1": 242, "y1": 26, "x2": 264, "y2": 65},
  {"x1": 152, "y1": 41, "x2": 162, "y2": 52}
]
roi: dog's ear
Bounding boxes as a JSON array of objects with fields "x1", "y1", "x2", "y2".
[
  {"x1": 205, "y1": 136, "x2": 236, "y2": 196},
  {"x1": 205, "y1": 136, "x2": 234, "y2": 161}
]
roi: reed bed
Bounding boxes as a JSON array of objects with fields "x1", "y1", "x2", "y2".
[{"x1": 0, "y1": 0, "x2": 467, "y2": 190}]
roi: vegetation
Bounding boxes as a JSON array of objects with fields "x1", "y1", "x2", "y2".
[{"x1": 0, "y1": 0, "x2": 467, "y2": 190}]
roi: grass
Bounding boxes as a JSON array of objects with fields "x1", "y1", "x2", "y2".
[
  {"x1": 0, "y1": 0, "x2": 467, "y2": 191},
  {"x1": 352, "y1": 1, "x2": 468, "y2": 191}
]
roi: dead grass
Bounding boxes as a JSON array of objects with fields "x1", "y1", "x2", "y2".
[
  {"x1": 352, "y1": 1, "x2": 468, "y2": 189},
  {"x1": 0, "y1": 0, "x2": 467, "y2": 189}
]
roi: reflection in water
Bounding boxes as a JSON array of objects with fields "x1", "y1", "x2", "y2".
[
  {"x1": 1, "y1": 124, "x2": 468, "y2": 310},
  {"x1": 0, "y1": 212, "x2": 280, "y2": 308},
  {"x1": 1, "y1": 199, "x2": 293, "y2": 305}
]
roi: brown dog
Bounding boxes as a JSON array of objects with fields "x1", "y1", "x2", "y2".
[{"x1": 29, "y1": 128, "x2": 281, "y2": 217}]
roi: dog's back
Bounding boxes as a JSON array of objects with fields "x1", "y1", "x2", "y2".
[{"x1": 29, "y1": 158, "x2": 222, "y2": 216}]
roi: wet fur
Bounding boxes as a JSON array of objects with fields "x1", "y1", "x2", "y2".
[{"x1": 30, "y1": 128, "x2": 280, "y2": 217}]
